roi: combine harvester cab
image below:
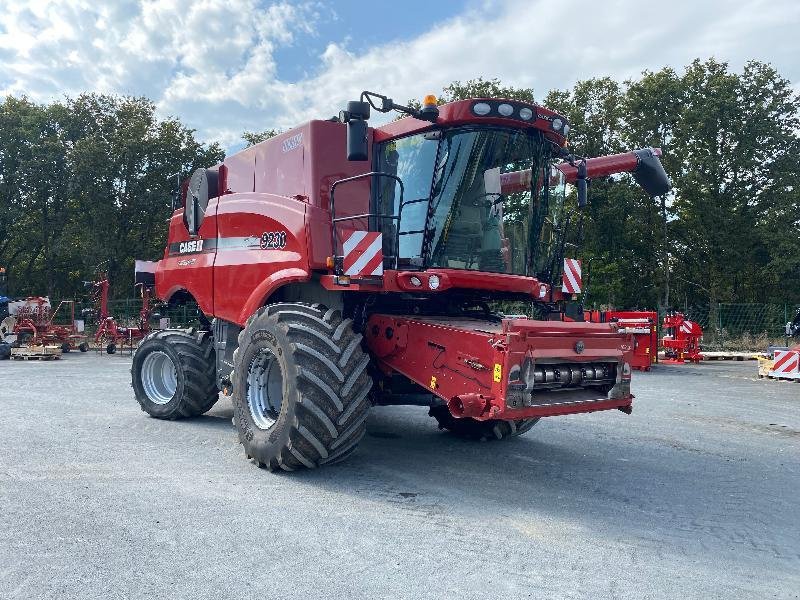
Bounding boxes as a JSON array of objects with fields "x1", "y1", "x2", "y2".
[{"x1": 133, "y1": 91, "x2": 671, "y2": 469}]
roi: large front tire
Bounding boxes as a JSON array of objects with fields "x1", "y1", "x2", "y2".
[
  {"x1": 428, "y1": 405, "x2": 540, "y2": 441},
  {"x1": 131, "y1": 330, "x2": 219, "y2": 419},
  {"x1": 232, "y1": 303, "x2": 372, "y2": 471}
]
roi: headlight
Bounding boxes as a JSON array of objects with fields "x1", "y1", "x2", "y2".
[
  {"x1": 409, "y1": 276, "x2": 422, "y2": 287},
  {"x1": 472, "y1": 102, "x2": 491, "y2": 116},
  {"x1": 519, "y1": 107, "x2": 533, "y2": 120},
  {"x1": 552, "y1": 118, "x2": 563, "y2": 131},
  {"x1": 563, "y1": 124, "x2": 570, "y2": 136},
  {"x1": 497, "y1": 103, "x2": 514, "y2": 117},
  {"x1": 428, "y1": 275, "x2": 440, "y2": 290}
]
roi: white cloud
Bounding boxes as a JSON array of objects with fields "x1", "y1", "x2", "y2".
[{"x1": 0, "y1": 0, "x2": 798, "y2": 150}]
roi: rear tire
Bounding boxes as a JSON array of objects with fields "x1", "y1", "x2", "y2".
[
  {"x1": 131, "y1": 329, "x2": 219, "y2": 419},
  {"x1": 428, "y1": 405, "x2": 539, "y2": 441},
  {"x1": 79, "y1": 342, "x2": 89, "y2": 352},
  {"x1": 232, "y1": 303, "x2": 372, "y2": 471},
  {"x1": 106, "y1": 342, "x2": 117, "y2": 354},
  {"x1": 61, "y1": 342, "x2": 71, "y2": 353}
]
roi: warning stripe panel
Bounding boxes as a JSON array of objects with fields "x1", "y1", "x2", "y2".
[
  {"x1": 342, "y1": 230, "x2": 383, "y2": 277},
  {"x1": 772, "y1": 350, "x2": 800, "y2": 374},
  {"x1": 562, "y1": 258, "x2": 582, "y2": 294}
]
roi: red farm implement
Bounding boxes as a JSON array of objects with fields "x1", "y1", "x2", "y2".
[
  {"x1": 88, "y1": 275, "x2": 153, "y2": 354},
  {"x1": 661, "y1": 312, "x2": 703, "y2": 363},
  {"x1": 586, "y1": 310, "x2": 658, "y2": 371},
  {"x1": 2, "y1": 296, "x2": 89, "y2": 352}
]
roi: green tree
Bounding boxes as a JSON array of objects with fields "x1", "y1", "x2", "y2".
[
  {"x1": 242, "y1": 129, "x2": 280, "y2": 147},
  {"x1": 0, "y1": 94, "x2": 223, "y2": 299}
]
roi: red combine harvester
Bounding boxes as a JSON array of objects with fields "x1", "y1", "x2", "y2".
[
  {"x1": 661, "y1": 312, "x2": 703, "y2": 363},
  {"x1": 586, "y1": 310, "x2": 658, "y2": 371},
  {"x1": 132, "y1": 91, "x2": 671, "y2": 470},
  {"x1": 88, "y1": 275, "x2": 153, "y2": 354},
  {"x1": 2, "y1": 297, "x2": 89, "y2": 352}
]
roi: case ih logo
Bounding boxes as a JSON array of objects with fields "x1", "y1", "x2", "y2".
[
  {"x1": 179, "y1": 240, "x2": 204, "y2": 254},
  {"x1": 281, "y1": 133, "x2": 303, "y2": 153}
]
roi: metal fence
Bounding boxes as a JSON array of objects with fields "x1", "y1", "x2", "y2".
[
  {"x1": 667, "y1": 303, "x2": 798, "y2": 350},
  {"x1": 44, "y1": 298, "x2": 200, "y2": 334}
]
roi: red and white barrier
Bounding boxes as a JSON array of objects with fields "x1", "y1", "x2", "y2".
[
  {"x1": 562, "y1": 258, "x2": 582, "y2": 294},
  {"x1": 342, "y1": 231, "x2": 384, "y2": 278},
  {"x1": 770, "y1": 350, "x2": 800, "y2": 379}
]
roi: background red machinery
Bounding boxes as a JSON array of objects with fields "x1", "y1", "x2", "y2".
[
  {"x1": 2, "y1": 296, "x2": 89, "y2": 352},
  {"x1": 661, "y1": 312, "x2": 703, "y2": 363},
  {"x1": 586, "y1": 310, "x2": 658, "y2": 371},
  {"x1": 88, "y1": 275, "x2": 153, "y2": 353}
]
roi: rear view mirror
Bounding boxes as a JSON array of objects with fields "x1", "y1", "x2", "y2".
[
  {"x1": 347, "y1": 119, "x2": 369, "y2": 161},
  {"x1": 576, "y1": 161, "x2": 588, "y2": 208},
  {"x1": 340, "y1": 100, "x2": 370, "y2": 161},
  {"x1": 184, "y1": 168, "x2": 219, "y2": 235},
  {"x1": 632, "y1": 148, "x2": 671, "y2": 196}
]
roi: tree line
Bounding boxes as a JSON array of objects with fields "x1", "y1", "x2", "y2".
[
  {"x1": 0, "y1": 95, "x2": 223, "y2": 300},
  {"x1": 1, "y1": 59, "x2": 798, "y2": 312}
]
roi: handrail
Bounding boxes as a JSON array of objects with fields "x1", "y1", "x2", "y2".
[{"x1": 329, "y1": 171, "x2": 406, "y2": 272}]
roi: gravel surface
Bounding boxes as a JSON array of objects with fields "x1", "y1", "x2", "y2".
[{"x1": 1, "y1": 353, "x2": 798, "y2": 599}]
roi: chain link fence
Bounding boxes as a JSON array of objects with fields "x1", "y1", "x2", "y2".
[
  {"x1": 41, "y1": 298, "x2": 200, "y2": 336},
  {"x1": 663, "y1": 303, "x2": 798, "y2": 351}
]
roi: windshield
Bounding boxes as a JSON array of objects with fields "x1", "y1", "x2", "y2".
[{"x1": 375, "y1": 126, "x2": 560, "y2": 278}]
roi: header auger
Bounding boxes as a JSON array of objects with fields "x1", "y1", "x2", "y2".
[{"x1": 131, "y1": 91, "x2": 671, "y2": 470}]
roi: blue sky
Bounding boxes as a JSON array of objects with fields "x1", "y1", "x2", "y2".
[
  {"x1": 0, "y1": 0, "x2": 798, "y2": 150},
  {"x1": 271, "y1": 1, "x2": 473, "y2": 81}
]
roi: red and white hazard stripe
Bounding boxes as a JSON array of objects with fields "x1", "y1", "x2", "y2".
[
  {"x1": 771, "y1": 350, "x2": 800, "y2": 375},
  {"x1": 342, "y1": 230, "x2": 384, "y2": 277},
  {"x1": 680, "y1": 321, "x2": 694, "y2": 334},
  {"x1": 562, "y1": 258, "x2": 582, "y2": 294}
]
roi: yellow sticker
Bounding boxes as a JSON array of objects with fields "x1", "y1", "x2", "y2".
[
  {"x1": 429, "y1": 376, "x2": 437, "y2": 389},
  {"x1": 493, "y1": 363, "x2": 502, "y2": 383}
]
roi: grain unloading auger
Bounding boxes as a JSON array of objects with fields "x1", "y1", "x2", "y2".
[{"x1": 132, "y1": 91, "x2": 671, "y2": 470}]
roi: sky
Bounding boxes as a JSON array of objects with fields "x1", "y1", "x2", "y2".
[{"x1": 0, "y1": 0, "x2": 798, "y2": 151}]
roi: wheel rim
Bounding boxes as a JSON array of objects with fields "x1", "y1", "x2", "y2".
[
  {"x1": 246, "y1": 348, "x2": 284, "y2": 430},
  {"x1": 140, "y1": 351, "x2": 178, "y2": 404}
]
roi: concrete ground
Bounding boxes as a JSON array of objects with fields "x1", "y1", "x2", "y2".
[{"x1": 0, "y1": 353, "x2": 798, "y2": 599}]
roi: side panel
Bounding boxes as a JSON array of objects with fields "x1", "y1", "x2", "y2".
[
  {"x1": 255, "y1": 127, "x2": 307, "y2": 199},
  {"x1": 306, "y1": 120, "x2": 373, "y2": 268},
  {"x1": 213, "y1": 192, "x2": 310, "y2": 325},
  {"x1": 155, "y1": 199, "x2": 219, "y2": 316}
]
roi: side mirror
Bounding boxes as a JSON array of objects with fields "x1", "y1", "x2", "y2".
[
  {"x1": 340, "y1": 101, "x2": 370, "y2": 161},
  {"x1": 347, "y1": 119, "x2": 369, "y2": 161},
  {"x1": 184, "y1": 168, "x2": 219, "y2": 236},
  {"x1": 632, "y1": 148, "x2": 671, "y2": 196},
  {"x1": 576, "y1": 161, "x2": 588, "y2": 208}
]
